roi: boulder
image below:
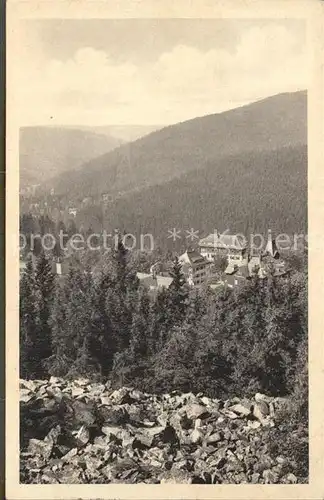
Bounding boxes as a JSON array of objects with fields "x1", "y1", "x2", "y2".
[
  {"x1": 73, "y1": 425, "x2": 89, "y2": 448},
  {"x1": 55, "y1": 464, "x2": 81, "y2": 483},
  {"x1": 70, "y1": 400, "x2": 97, "y2": 427},
  {"x1": 229, "y1": 403, "x2": 252, "y2": 417},
  {"x1": 98, "y1": 405, "x2": 129, "y2": 425},
  {"x1": 20, "y1": 389, "x2": 34, "y2": 403},
  {"x1": 160, "y1": 469, "x2": 193, "y2": 483},
  {"x1": 110, "y1": 387, "x2": 135, "y2": 405},
  {"x1": 285, "y1": 472, "x2": 298, "y2": 484},
  {"x1": 20, "y1": 379, "x2": 38, "y2": 392},
  {"x1": 254, "y1": 400, "x2": 270, "y2": 417},
  {"x1": 99, "y1": 395, "x2": 111, "y2": 406},
  {"x1": 252, "y1": 403, "x2": 269, "y2": 423},
  {"x1": 73, "y1": 378, "x2": 89, "y2": 387},
  {"x1": 71, "y1": 387, "x2": 85, "y2": 398},
  {"x1": 101, "y1": 425, "x2": 125, "y2": 440},
  {"x1": 184, "y1": 403, "x2": 210, "y2": 420},
  {"x1": 169, "y1": 410, "x2": 192, "y2": 431},
  {"x1": 190, "y1": 429, "x2": 203, "y2": 444},
  {"x1": 19, "y1": 379, "x2": 304, "y2": 485},
  {"x1": 28, "y1": 438, "x2": 53, "y2": 460},
  {"x1": 206, "y1": 432, "x2": 222, "y2": 445},
  {"x1": 61, "y1": 448, "x2": 78, "y2": 462},
  {"x1": 262, "y1": 468, "x2": 280, "y2": 483},
  {"x1": 255, "y1": 393, "x2": 272, "y2": 404},
  {"x1": 100, "y1": 457, "x2": 138, "y2": 481}
]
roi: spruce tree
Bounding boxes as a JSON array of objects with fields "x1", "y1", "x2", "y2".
[
  {"x1": 109, "y1": 237, "x2": 139, "y2": 351},
  {"x1": 168, "y1": 256, "x2": 189, "y2": 326},
  {"x1": 66, "y1": 267, "x2": 92, "y2": 360},
  {"x1": 33, "y1": 252, "x2": 55, "y2": 377},
  {"x1": 20, "y1": 257, "x2": 38, "y2": 378},
  {"x1": 111, "y1": 286, "x2": 151, "y2": 387},
  {"x1": 44, "y1": 281, "x2": 72, "y2": 376},
  {"x1": 149, "y1": 287, "x2": 172, "y2": 352},
  {"x1": 129, "y1": 286, "x2": 150, "y2": 359},
  {"x1": 90, "y1": 271, "x2": 114, "y2": 376},
  {"x1": 67, "y1": 218, "x2": 77, "y2": 238},
  {"x1": 112, "y1": 235, "x2": 128, "y2": 291}
]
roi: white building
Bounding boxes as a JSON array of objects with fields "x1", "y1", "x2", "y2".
[
  {"x1": 179, "y1": 250, "x2": 210, "y2": 287},
  {"x1": 199, "y1": 230, "x2": 248, "y2": 265}
]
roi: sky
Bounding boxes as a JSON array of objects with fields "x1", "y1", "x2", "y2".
[{"x1": 18, "y1": 19, "x2": 308, "y2": 127}]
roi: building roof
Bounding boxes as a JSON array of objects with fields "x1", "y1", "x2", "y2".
[
  {"x1": 199, "y1": 233, "x2": 247, "y2": 250},
  {"x1": 137, "y1": 272, "x2": 151, "y2": 280},
  {"x1": 156, "y1": 275, "x2": 174, "y2": 288},
  {"x1": 179, "y1": 250, "x2": 209, "y2": 266},
  {"x1": 224, "y1": 263, "x2": 237, "y2": 275},
  {"x1": 136, "y1": 272, "x2": 173, "y2": 289},
  {"x1": 221, "y1": 272, "x2": 247, "y2": 288}
]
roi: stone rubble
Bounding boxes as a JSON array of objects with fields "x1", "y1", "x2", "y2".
[{"x1": 20, "y1": 377, "x2": 298, "y2": 484}]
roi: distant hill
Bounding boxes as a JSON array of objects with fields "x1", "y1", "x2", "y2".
[
  {"x1": 62, "y1": 124, "x2": 163, "y2": 143},
  {"x1": 43, "y1": 91, "x2": 306, "y2": 200},
  {"x1": 20, "y1": 127, "x2": 122, "y2": 187},
  {"x1": 77, "y1": 144, "x2": 307, "y2": 248}
]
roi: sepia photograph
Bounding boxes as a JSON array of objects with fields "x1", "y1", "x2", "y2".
[{"x1": 5, "y1": 0, "x2": 324, "y2": 498}]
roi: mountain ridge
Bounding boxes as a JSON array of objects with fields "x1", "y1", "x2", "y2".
[
  {"x1": 20, "y1": 126, "x2": 123, "y2": 187},
  {"x1": 74, "y1": 143, "x2": 307, "y2": 248},
  {"x1": 41, "y1": 91, "x2": 306, "y2": 200}
]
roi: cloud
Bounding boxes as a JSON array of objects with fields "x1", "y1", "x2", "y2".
[{"x1": 18, "y1": 23, "x2": 308, "y2": 126}]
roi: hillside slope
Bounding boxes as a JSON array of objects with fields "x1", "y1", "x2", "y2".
[
  {"x1": 20, "y1": 127, "x2": 123, "y2": 186},
  {"x1": 65, "y1": 124, "x2": 163, "y2": 143},
  {"x1": 76, "y1": 144, "x2": 306, "y2": 247},
  {"x1": 43, "y1": 91, "x2": 306, "y2": 199}
]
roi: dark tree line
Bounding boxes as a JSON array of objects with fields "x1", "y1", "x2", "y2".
[{"x1": 20, "y1": 242, "x2": 307, "y2": 404}]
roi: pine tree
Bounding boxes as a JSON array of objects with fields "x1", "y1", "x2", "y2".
[
  {"x1": 33, "y1": 252, "x2": 55, "y2": 377},
  {"x1": 67, "y1": 267, "x2": 92, "y2": 356},
  {"x1": 48, "y1": 265, "x2": 98, "y2": 378},
  {"x1": 168, "y1": 257, "x2": 189, "y2": 326},
  {"x1": 90, "y1": 271, "x2": 114, "y2": 376},
  {"x1": 56, "y1": 220, "x2": 68, "y2": 246},
  {"x1": 44, "y1": 281, "x2": 73, "y2": 376},
  {"x1": 228, "y1": 277, "x2": 268, "y2": 395},
  {"x1": 112, "y1": 235, "x2": 128, "y2": 291},
  {"x1": 67, "y1": 336, "x2": 100, "y2": 380},
  {"x1": 67, "y1": 218, "x2": 77, "y2": 238},
  {"x1": 20, "y1": 258, "x2": 38, "y2": 378},
  {"x1": 129, "y1": 286, "x2": 150, "y2": 358},
  {"x1": 111, "y1": 286, "x2": 151, "y2": 387},
  {"x1": 53, "y1": 238, "x2": 63, "y2": 259},
  {"x1": 149, "y1": 287, "x2": 173, "y2": 351},
  {"x1": 108, "y1": 237, "x2": 139, "y2": 351},
  {"x1": 20, "y1": 213, "x2": 35, "y2": 255}
]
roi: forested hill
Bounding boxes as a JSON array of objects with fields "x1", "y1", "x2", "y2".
[
  {"x1": 20, "y1": 126, "x2": 123, "y2": 187},
  {"x1": 41, "y1": 91, "x2": 307, "y2": 199},
  {"x1": 77, "y1": 144, "x2": 307, "y2": 246}
]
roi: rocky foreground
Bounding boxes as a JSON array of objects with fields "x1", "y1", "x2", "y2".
[{"x1": 20, "y1": 377, "x2": 301, "y2": 484}]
